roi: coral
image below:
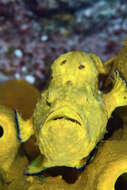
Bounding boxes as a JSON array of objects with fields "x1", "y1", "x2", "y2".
[
  {"x1": 0, "y1": 105, "x2": 30, "y2": 190},
  {"x1": 0, "y1": 79, "x2": 40, "y2": 119},
  {"x1": 3, "y1": 153, "x2": 29, "y2": 190},
  {"x1": 0, "y1": 80, "x2": 40, "y2": 189},
  {"x1": 0, "y1": 105, "x2": 20, "y2": 173},
  {"x1": 0, "y1": 79, "x2": 41, "y2": 160}
]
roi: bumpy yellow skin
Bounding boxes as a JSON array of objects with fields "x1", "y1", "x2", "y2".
[{"x1": 17, "y1": 51, "x2": 127, "y2": 175}]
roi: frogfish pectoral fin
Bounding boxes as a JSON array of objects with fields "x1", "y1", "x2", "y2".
[
  {"x1": 102, "y1": 70, "x2": 127, "y2": 118},
  {"x1": 24, "y1": 155, "x2": 47, "y2": 175},
  {"x1": 14, "y1": 109, "x2": 34, "y2": 142}
]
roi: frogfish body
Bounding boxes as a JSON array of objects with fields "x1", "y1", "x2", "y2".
[{"x1": 16, "y1": 51, "x2": 127, "y2": 175}]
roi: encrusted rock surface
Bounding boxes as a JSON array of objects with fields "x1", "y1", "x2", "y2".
[{"x1": 0, "y1": 0, "x2": 127, "y2": 89}]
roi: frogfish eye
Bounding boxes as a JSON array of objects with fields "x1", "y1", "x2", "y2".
[{"x1": 0, "y1": 125, "x2": 4, "y2": 137}]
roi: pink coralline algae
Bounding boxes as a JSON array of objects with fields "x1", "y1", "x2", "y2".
[{"x1": 0, "y1": 1, "x2": 127, "y2": 89}]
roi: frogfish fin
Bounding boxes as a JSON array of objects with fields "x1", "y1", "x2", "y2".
[
  {"x1": 14, "y1": 109, "x2": 34, "y2": 142},
  {"x1": 24, "y1": 155, "x2": 47, "y2": 175}
]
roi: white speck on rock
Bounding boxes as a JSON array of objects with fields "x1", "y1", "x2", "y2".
[
  {"x1": 14, "y1": 49, "x2": 23, "y2": 58},
  {"x1": 15, "y1": 73, "x2": 21, "y2": 79},
  {"x1": 41, "y1": 35, "x2": 48, "y2": 41},
  {"x1": 21, "y1": 66, "x2": 27, "y2": 72},
  {"x1": 25, "y1": 75, "x2": 35, "y2": 84},
  {"x1": 84, "y1": 8, "x2": 93, "y2": 17}
]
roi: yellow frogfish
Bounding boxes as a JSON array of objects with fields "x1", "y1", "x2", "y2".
[{"x1": 16, "y1": 51, "x2": 127, "y2": 175}]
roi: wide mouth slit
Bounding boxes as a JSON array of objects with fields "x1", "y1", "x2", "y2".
[{"x1": 52, "y1": 116, "x2": 81, "y2": 125}]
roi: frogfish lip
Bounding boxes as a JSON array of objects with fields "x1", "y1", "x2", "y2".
[{"x1": 44, "y1": 107, "x2": 82, "y2": 127}]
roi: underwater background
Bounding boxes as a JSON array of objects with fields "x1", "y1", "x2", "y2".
[
  {"x1": 1, "y1": 1, "x2": 127, "y2": 190},
  {"x1": 0, "y1": 0, "x2": 127, "y2": 89}
]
